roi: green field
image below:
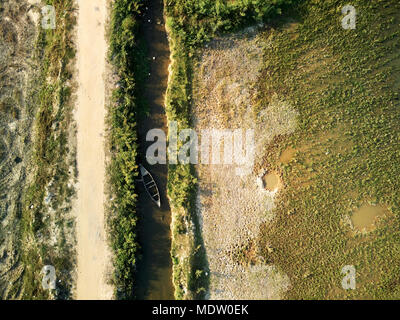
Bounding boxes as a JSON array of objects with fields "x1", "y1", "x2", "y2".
[
  {"x1": 165, "y1": 0, "x2": 400, "y2": 299},
  {"x1": 257, "y1": 0, "x2": 400, "y2": 299}
]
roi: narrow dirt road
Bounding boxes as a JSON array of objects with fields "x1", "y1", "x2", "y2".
[{"x1": 75, "y1": 0, "x2": 113, "y2": 300}]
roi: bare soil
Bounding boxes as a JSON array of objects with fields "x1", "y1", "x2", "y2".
[
  {"x1": 74, "y1": 0, "x2": 113, "y2": 300},
  {"x1": 0, "y1": 0, "x2": 39, "y2": 299},
  {"x1": 192, "y1": 27, "x2": 295, "y2": 299}
]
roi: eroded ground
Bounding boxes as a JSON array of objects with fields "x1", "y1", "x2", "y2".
[
  {"x1": 0, "y1": 0, "x2": 39, "y2": 299},
  {"x1": 1, "y1": 0, "x2": 77, "y2": 299},
  {"x1": 192, "y1": 28, "x2": 296, "y2": 299}
]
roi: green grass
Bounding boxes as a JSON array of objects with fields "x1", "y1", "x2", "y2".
[
  {"x1": 165, "y1": 0, "x2": 400, "y2": 299},
  {"x1": 106, "y1": 0, "x2": 146, "y2": 300},
  {"x1": 19, "y1": 0, "x2": 77, "y2": 300},
  {"x1": 255, "y1": 0, "x2": 400, "y2": 299}
]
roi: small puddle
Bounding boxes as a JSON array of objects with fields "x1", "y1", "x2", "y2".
[
  {"x1": 280, "y1": 146, "x2": 296, "y2": 164},
  {"x1": 351, "y1": 204, "x2": 386, "y2": 232},
  {"x1": 262, "y1": 172, "x2": 281, "y2": 192}
]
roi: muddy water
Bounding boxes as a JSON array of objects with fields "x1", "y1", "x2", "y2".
[
  {"x1": 262, "y1": 173, "x2": 280, "y2": 191},
  {"x1": 280, "y1": 146, "x2": 296, "y2": 164},
  {"x1": 135, "y1": 0, "x2": 174, "y2": 300},
  {"x1": 351, "y1": 205, "x2": 386, "y2": 232}
]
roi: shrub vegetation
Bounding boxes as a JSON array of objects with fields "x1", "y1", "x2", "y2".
[
  {"x1": 164, "y1": 0, "x2": 299, "y2": 299},
  {"x1": 19, "y1": 0, "x2": 77, "y2": 300},
  {"x1": 107, "y1": 0, "x2": 145, "y2": 299},
  {"x1": 257, "y1": 0, "x2": 400, "y2": 299}
]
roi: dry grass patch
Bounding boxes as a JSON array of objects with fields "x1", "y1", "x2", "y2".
[{"x1": 192, "y1": 26, "x2": 298, "y2": 300}]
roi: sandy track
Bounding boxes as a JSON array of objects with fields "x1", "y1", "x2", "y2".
[{"x1": 75, "y1": 0, "x2": 113, "y2": 300}]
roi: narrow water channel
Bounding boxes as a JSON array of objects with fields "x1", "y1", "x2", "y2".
[{"x1": 135, "y1": 0, "x2": 174, "y2": 300}]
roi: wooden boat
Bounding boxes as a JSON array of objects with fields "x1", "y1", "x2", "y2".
[{"x1": 139, "y1": 164, "x2": 161, "y2": 208}]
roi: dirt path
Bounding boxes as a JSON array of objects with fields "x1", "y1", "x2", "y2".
[{"x1": 75, "y1": 0, "x2": 113, "y2": 300}]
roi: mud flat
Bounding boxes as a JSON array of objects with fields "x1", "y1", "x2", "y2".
[
  {"x1": 262, "y1": 173, "x2": 281, "y2": 192},
  {"x1": 351, "y1": 205, "x2": 387, "y2": 233},
  {"x1": 75, "y1": 0, "x2": 113, "y2": 300}
]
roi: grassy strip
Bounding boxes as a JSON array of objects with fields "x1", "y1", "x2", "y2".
[
  {"x1": 19, "y1": 0, "x2": 77, "y2": 300},
  {"x1": 164, "y1": 0, "x2": 299, "y2": 300},
  {"x1": 107, "y1": 0, "x2": 146, "y2": 299},
  {"x1": 256, "y1": 0, "x2": 400, "y2": 299}
]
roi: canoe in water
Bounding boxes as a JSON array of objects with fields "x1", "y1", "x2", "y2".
[{"x1": 139, "y1": 164, "x2": 161, "y2": 208}]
